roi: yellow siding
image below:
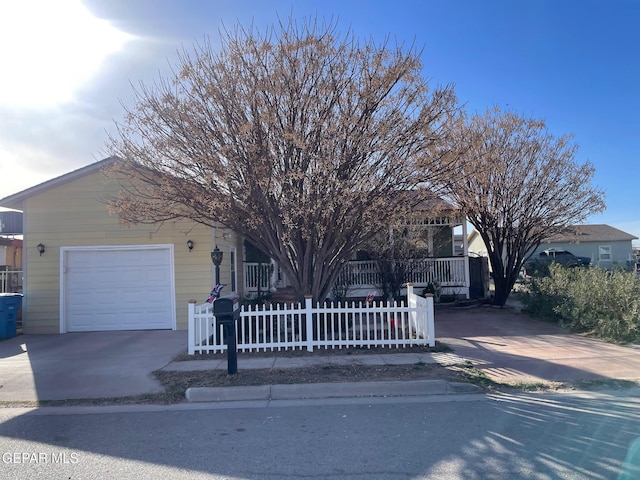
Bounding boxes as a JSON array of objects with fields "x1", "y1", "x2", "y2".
[{"x1": 23, "y1": 170, "x2": 241, "y2": 334}]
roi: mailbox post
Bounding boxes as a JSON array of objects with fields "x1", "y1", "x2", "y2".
[{"x1": 213, "y1": 294, "x2": 240, "y2": 374}]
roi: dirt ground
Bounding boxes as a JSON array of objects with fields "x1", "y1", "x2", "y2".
[{"x1": 154, "y1": 359, "x2": 474, "y2": 402}]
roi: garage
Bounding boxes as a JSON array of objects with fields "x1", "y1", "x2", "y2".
[{"x1": 62, "y1": 246, "x2": 175, "y2": 332}]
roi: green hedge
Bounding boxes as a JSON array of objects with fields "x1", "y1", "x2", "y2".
[{"x1": 522, "y1": 264, "x2": 640, "y2": 342}]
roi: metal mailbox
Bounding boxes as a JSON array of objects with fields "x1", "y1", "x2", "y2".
[
  {"x1": 213, "y1": 294, "x2": 240, "y2": 325},
  {"x1": 213, "y1": 294, "x2": 240, "y2": 374}
]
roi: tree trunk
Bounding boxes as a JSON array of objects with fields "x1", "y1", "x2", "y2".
[
  {"x1": 492, "y1": 276, "x2": 511, "y2": 307},
  {"x1": 488, "y1": 253, "x2": 514, "y2": 307}
]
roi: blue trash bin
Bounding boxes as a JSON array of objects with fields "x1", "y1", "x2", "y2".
[{"x1": 0, "y1": 293, "x2": 22, "y2": 340}]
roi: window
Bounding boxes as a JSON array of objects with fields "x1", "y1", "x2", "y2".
[
  {"x1": 598, "y1": 245, "x2": 611, "y2": 262},
  {"x1": 230, "y1": 247, "x2": 237, "y2": 292}
]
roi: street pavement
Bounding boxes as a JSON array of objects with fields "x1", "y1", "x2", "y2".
[
  {"x1": 0, "y1": 304, "x2": 639, "y2": 403},
  {"x1": 1, "y1": 391, "x2": 639, "y2": 479}
]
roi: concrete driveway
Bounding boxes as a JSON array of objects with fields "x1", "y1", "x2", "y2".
[
  {"x1": 435, "y1": 305, "x2": 640, "y2": 384},
  {"x1": 1, "y1": 306, "x2": 639, "y2": 403},
  {"x1": 0, "y1": 330, "x2": 187, "y2": 402}
]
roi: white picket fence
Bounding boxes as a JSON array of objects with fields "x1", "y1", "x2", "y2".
[{"x1": 188, "y1": 284, "x2": 435, "y2": 354}]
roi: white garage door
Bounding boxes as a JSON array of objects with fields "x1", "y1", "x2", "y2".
[{"x1": 64, "y1": 246, "x2": 175, "y2": 332}]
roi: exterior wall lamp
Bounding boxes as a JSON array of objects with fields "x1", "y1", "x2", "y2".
[
  {"x1": 186, "y1": 239, "x2": 194, "y2": 251},
  {"x1": 36, "y1": 243, "x2": 45, "y2": 256}
]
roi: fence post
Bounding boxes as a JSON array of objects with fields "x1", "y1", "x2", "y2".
[
  {"x1": 425, "y1": 294, "x2": 435, "y2": 347},
  {"x1": 188, "y1": 299, "x2": 196, "y2": 355},
  {"x1": 304, "y1": 295, "x2": 314, "y2": 352}
]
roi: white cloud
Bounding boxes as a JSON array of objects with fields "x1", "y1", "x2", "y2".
[
  {"x1": 0, "y1": 105, "x2": 112, "y2": 199},
  {"x1": 0, "y1": 0, "x2": 131, "y2": 108}
]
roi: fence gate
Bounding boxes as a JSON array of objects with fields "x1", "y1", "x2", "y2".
[{"x1": 468, "y1": 256, "x2": 487, "y2": 299}]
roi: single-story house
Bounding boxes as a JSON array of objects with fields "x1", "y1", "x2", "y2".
[
  {"x1": 0, "y1": 158, "x2": 237, "y2": 334},
  {"x1": 534, "y1": 224, "x2": 638, "y2": 268},
  {"x1": 0, "y1": 211, "x2": 23, "y2": 293},
  {"x1": 467, "y1": 229, "x2": 488, "y2": 258},
  {"x1": 0, "y1": 237, "x2": 22, "y2": 269},
  {"x1": 0, "y1": 157, "x2": 480, "y2": 334},
  {"x1": 468, "y1": 224, "x2": 638, "y2": 271}
]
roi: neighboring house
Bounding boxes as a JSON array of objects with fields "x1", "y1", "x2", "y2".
[
  {"x1": 533, "y1": 225, "x2": 638, "y2": 269},
  {"x1": 0, "y1": 237, "x2": 22, "y2": 269},
  {"x1": 467, "y1": 229, "x2": 488, "y2": 258},
  {"x1": 0, "y1": 210, "x2": 23, "y2": 236},
  {"x1": 0, "y1": 237, "x2": 23, "y2": 294},
  {"x1": 467, "y1": 224, "x2": 639, "y2": 271},
  {"x1": 0, "y1": 210, "x2": 23, "y2": 270},
  {"x1": 0, "y1": 157, "x2": 481, "y2": 334},
  {"x1": 0, "y1": 210, "x2": 23, "y2": 293}
]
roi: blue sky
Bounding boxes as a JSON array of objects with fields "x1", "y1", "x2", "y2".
[{"x1": 0, "y1": 0, "x2": 638, "y2": 244}]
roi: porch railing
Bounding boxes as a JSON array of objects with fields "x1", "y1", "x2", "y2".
[
  {"x1": 337, "y1": 258, "x2": 467, "y2": 288},
  {"x1": 188, "y1": 284, "x2": 435, "y2": 354},
  {"x1": 243, "y1": 257, "x2": 468, "y2": 297},
  {"x1": 243, "y1": 263, "x2": 271, "y2": 293},
  {"x1": 0, "y1": 269, "x2": 22, "y2": 293}
]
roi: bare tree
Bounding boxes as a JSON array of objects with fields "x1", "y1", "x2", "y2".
[
  {"x1": 105, "y1": 17, "x2": 458, "y2": 301},
  {"x1": 440, "y1": 108, "x2": 605, "y2": 306},
  {"x1": 370, "y1": 227, "x2": 422, "y2": 302}
]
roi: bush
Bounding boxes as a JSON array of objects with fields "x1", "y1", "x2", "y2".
[
  {"x1": 522, "y1": 264, "x2": 640, "y2": 342},
  {"x1": 523, "y1": 258, "x2": 552, "y2": 278}
]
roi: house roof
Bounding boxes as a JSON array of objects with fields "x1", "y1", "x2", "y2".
[
  {"x1": 0, "y1": 157, "x2": 117, "y2": 211},
  {"x1": 542, "y1": 224, "x2": 638, "y2": 243},
  {"x1": 467, "y1": 224, "x2": 638, "y2": 245},
  {"x1": 397, "y1": 189, "x2": 457, "y2": 213},
  {"x1": 2, "y1": 159, "x2": 455, "y2": 214}
]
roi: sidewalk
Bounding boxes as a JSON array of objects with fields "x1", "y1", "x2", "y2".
[
  {"x1": 163, "y1": 352, "x2": 479, "y2": 403},
  {"x1": 162, "y1": 351, "x2": 464, "y2": 372}
]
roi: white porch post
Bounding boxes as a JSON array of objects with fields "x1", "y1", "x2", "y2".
[
  {"x1": 462, "y1": 221, "x2": 469, "y2": 256},
  {"x1": 270, "y1": 258, "x2": 278, "y2": 292},
  {"x1": 463, "y1": 220, "x2": 470, "y2": 297}
]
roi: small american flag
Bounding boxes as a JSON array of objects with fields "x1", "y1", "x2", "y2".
[{"x1": 206, "y1": 283, "x2": 226, "y2": 303}]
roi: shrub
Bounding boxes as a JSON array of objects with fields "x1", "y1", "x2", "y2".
[
  {"x1": 523, "y1": 258, "x2": 552, "y2": 278},
  {"x1": 522, "y1": 264, "x2": 640, "y2": 342}
]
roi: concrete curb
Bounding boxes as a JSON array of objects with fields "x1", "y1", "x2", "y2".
[{"x1": 185, "y1": 380, "x2": 481, "y2": 402}]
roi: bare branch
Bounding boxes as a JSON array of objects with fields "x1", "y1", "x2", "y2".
[
  {"x1": 104, "y1": 16, "x2": 459, "y2": 301},
  {"x1": 439, "y1": 107, "x2": 605, "y2": 306}
]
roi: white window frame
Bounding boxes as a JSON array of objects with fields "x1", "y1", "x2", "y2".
[
  {"x1": 598, "y1": 245, "x2": 612, "y2": 262},
  {"x1": 230, "y1": 246, "x2": 237, "y2": 293}
]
